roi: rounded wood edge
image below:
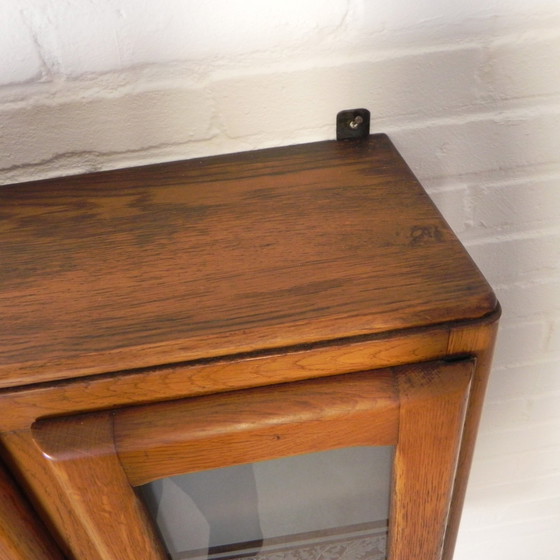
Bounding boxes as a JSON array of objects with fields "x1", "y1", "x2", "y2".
[
  {"x1": 0, "y1": 304, "x2": 501, "y2": 392},
  {"x1": 113, "y1": 369, "x2": 400, "y2": 486},
  {"x1": 0, "y1": 326, "x2": 450, "y2": 432}
]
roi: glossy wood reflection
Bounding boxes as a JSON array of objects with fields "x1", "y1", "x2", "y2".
[
  {"x1": 0, "y1": 135, "x2": 496, "y2": 387},
  {"x1": 28, "y1": 414, "x2": 166, "y2": 560},
  {"x1": 5, "y1": 360, "x2": 473, "y2": 560},
  {"x1": 0, "y1": 135, "x2": 499, "y2": 560},
  {"x1": 114, "y1": 369, "x2": 399, "y2": 485}
]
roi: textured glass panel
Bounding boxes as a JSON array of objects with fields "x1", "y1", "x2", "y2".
[{"x1": 140, "y1": 446, "x2": 393, "y2": 560}]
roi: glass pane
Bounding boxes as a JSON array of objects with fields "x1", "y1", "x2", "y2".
[{"x1": 140, "y1": 446, "x2": 393, "y2": 560}]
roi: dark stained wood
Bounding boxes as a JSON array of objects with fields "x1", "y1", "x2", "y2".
[{"x1": 0, "y1": 134, "x2": 496, "y2": 388}]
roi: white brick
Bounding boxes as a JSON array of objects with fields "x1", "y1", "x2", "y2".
[
  {"x1": 535, "y1": 358, "x2": 560, "y2": 392},
  {"x1": 476, "y1": 419, "x2": 560, "y2": 458},
  {"x1": 544, "y1": 317, "x2": 560, "y2": 355},
  {"x1": 28, "y1": 0, "x2": 350, "y2": 76},
  {"x1": 491, "y1": 320, "x2": 547, "y2": 367},
  {"x1": 0, "y1": 88, "x2": 214, "y2": 173},
  {"x1": 463, "y1": 477, "x2": 560, "y2": 528},
  {"x1": 428, "y1": 186, "x2": 470, "y2": 234},
  {"x1": 493, "y1": 279, "x2": 560, "y2": 322},
  {"x1": 471, "y1": 176, "x2": 560, "y2": 233},
  {"x1": 529, "y1": 391, "x2": 560, "y2": 422},
  {"x1": 211, "y1": 47, "x2": 484, "y2": 138},
  {"x1": 479, "y1": 398, "x2": 530, "y2": 433},
  {"x1": 468, "y1": 447, "x2": 560, "y2": 488},
  {"x1": 358, "y1": 1, "x2": 560, "y2": 47},
  {"x1": 485, "y1": 363, "x2": 538, "y2": 401},
  {"x1": 482, "y1": 33, "x2": 560, "y2": 102},
  {"x1": 0, "y1": 2, "x2": 43, "y2": 85},
  {"x1": 465, "y1": 233, "x2": 560, "y2": 285},
  {"x1": 456, "y1": 517, "x2": 560, "y2": 560},
  {"x1": 482, "y1": 380, "x2": 560, "y2": 432},
  {"x1": 391, "y1": 108, "x2": 560, "y2": 181}
]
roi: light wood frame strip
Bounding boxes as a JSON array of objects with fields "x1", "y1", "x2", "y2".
[
  {"x1": 389, "y1": 360, "x2": 472, "y2": 559},
  {"x1": 0, "y1": 459, "x2": 63, "y2": 560},
  {"x1": 113, "y1": 369, "x2": 399, "y2": 485}
]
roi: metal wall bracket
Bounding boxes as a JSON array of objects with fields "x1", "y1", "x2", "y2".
[{"x1": 336, "y1": 108, "x2": 370, "y2": 141}]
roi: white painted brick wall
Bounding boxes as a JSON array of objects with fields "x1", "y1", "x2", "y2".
[
  {"x1": 0, "y1": 1, "x2": 44, "y2": 85},
  {"x1": 1, "y1": 1, "x2": 560, "y2": 559}
]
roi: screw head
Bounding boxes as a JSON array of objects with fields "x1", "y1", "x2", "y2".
[{"x1": 349, "y1": 115, "x2": 364, "y2": 129}]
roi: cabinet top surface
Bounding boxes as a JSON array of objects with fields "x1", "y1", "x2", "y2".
[{"x1": 0, "y1": 135, "x2": 496, "y2": 387}]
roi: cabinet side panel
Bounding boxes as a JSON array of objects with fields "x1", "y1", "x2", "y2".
[{"x1": 442, "y1": 314, "x2": 500, "y2": 560}]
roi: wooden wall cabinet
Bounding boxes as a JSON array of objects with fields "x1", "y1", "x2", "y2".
[{"x1": 0, "y1": 135, "x2": 499, "y2": 560}]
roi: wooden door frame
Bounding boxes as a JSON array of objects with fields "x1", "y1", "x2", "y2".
[
  {"x1": 0, "y1": 459, "x2": 63, "y2": 560},
  {"x1": 1, "y1": 360, "x2": 473, "y2": 560}
]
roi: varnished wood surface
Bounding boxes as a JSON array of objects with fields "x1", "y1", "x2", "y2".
[
  {"x1": 0, "y1": 134, "x2": 497, "y2": 387},
  {"x1": 113, "y1": 369, "x2": 399, "y2": 485},
  {"x1": 0, "y1": 326, "x2": 450, "y2": 432},
  {"x1": 389, "y1": 359, "x2": 473, "y2": 560},
  {"x1": 443, "y1": 317, "x2": 500, "y2": 560},
  {"x1": 5, "y1": 415, "x2": 166, "y2": 560},
  {"x1": 4, "y1": 359, "x2": 473, "y2": 560},
  {"x1": 0, "y1": 315, "x2": 499, "y2": 560},
  {"x1": 0, "y1": 136, "x2": 500, "y2": 560},
  {"x1": 0, "y1": 459, "x2": 63, "y2": 560}
]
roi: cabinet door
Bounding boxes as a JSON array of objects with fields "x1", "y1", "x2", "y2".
[{"x1": 7, "y1": 360, "x2": 472, "y2": 560}]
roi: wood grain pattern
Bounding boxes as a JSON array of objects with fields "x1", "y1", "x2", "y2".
[
  {"x1": 389, "y1": 360, "x2": 473, "y2": 560},
  {"x1": 7, "y1": 360, "x2": 474, "y2": 560},
  {"x1": 0, "y1": 327, "x2": 449, "y2": 432},
  {"x1": 0, "y1": 134, "x2": 496, "y2": 387},
  {"x1": 113, "y1": 369, "x2": 399, "y2": 485},
  {"x1": 442, "y1": 314, "x2": 500, "y2": 560},
  {"x1": 0, "y1": 135, "x2": 500, "y2": 560},
  {"x1": 2, "y1": 416, "x2": 167, "y2": 560},
  {"x1": 0, "y1": 459, "x2": 63, "y2": 560}
]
